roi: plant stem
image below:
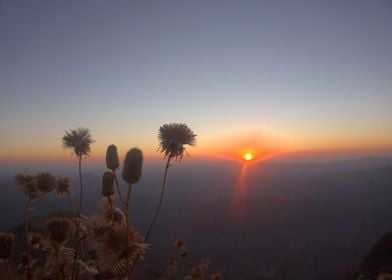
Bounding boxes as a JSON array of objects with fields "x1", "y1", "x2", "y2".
[
  {"x1": 108, "y1": 196, "x2": 114, "y2": 225},
  {"x1": 125, "y1": 183, "x2": 132, "y2": 280},
  {"x1": 42, "y1": 195, "x2": 57, "y2": 212},
  {"x1": 67, "y1": 192, "x2": 75, "y2": 215},
  {"x1": 144, "y1": 157, "x2": 171, "y2": 242},
  {"x1": 5, "y1": 259, "x2": 14, "y2": 280},
  {"x1": 24, "y1": 198, "x2": 33, "y2": 280},
  {"x1": 130, "y1": 157, "x2": 171, "y2": 278},
  {"x1": 72, "y1": 156, "x2": 84, "y2": 280},
  {"x1": 78, "y1": 156, "x2": 83, "y2": 215},
  {"x1": 113, "y1": 171, "x2": 126, "y2": 214}
]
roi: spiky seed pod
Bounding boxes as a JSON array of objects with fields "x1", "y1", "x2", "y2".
[
  {"x1": 56, "y1": 176, "x2": 71, "y2": 197},
  {"x1": 14, "y1": 171, "x2": 40, "y2": 198},
  {"x1": 101, "y1": 171, "x2": 115, "y2": 197},
  {"x1": 104, "y1": 207, "x2": 125, "y2": 225},
  {"x1": 45, "y1": 218, "x2": 71, "y2": 244},
  {"x1": 158, "y1": 123, "x2": 196, "y2": 161},
  {"x1": 62, "y1": 127, "x2": 94, "y2": 158},
  {"x1": 122, "y1": 148, "x2": 143, "y2": 184},
  {"x1": 0, "y1": 232, "x2": 15, "y2": 259},
  {"x1": 36, "y1": 172, "x2": 56, "y2": 193},
  {"x1": 106, "y1": 144, "x2": 120, "y2": 171}
]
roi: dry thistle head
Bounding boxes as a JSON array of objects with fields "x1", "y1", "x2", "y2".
[
  {"x1": 36, "y1": 172, "x2": 56, "y2": 193},
  {"x1": 28, "y1": 233, "x2": 44, "y2": 250},
  {"x1": 45, "y1": 218, "x2": 71, "y2": 244},
  {"x1": 158, "y1": 123, "x2": 196, "y2": 161},
  {"x1": 62, "y1": 127, "x2": 94, "y2": 159},
  {"x1": 101, "y1": 171, "x2": 115, "y2": 197},
  {"x1": 102, "y1": 225, "x2": 142, "y2": 258},
  {"x1": 0, "y1": 232, "x2": 15, "y2": 259},
  {"x1": 210, "y1": 272, "x2": 224, "y2": 280},
  {"x1": 106, "y1": 144, "x2": 120, "y2": 171},
  {"x1": 104, "y1": 207, "x2": 125, "y2": 225},
  {"x1": 14, "y1": 171, "x2": 39, "y2": 198},
  {"x1": 56, "y1": 176, "x2": 71, "y2": 197},
  {"x1": 122, "y1": 148, "x2": 143, "y2": 184}
]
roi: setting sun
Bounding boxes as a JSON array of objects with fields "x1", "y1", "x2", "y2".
[{"x1": 244, "y1": 153, "x2": 253, "y2": 161}]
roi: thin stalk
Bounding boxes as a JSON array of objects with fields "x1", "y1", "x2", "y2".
[
  {"x1": 130, "y1": 157, "x2": 171, "y2": 278},
  {"x1": 72, "y1": 156, "x2": 84, "y2": 280},
  {"x1": 67, "y1": 192, "x2": 75, "y2": 215},
  {"x1": 5, "y1": 259, "x2": 14, "y2": 280},
  {"x1": 144, "y1": 157, "x2": 171, "y2": 242},
  {"x1": 78, "y1": 157, "x2": 83, "y2": 215},
  {"x1": 24, "y1": 198, "x2": 32, "y2": 280},
  {"x1": 42, "y1": 195, "x2": 57, "y2": 212},
  {"x1": 108, "y1": 196, "x2": 114, "y2": 225},
  {"x1": 113, "y1": 171, "x2": 126, "y2": 214},
  {"x1": 125, "y1": 183, "x2": 132, "y2": 280}
]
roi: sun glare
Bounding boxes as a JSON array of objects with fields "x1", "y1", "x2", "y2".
[{"x1": 244, "y1": 153, "x2": 253, "y2": 161}]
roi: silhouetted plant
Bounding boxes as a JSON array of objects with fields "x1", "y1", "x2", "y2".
[
  {"x1": 145, "y1": 123, "x2": 196, "y2": 242},
  {"x1": 62, "y1": 127, "x2": 94, "y2": 214},
  {"x1": 3, "y1": 124, "x2": 223, "y2": 280}
]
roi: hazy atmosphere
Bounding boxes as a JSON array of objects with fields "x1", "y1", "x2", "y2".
[{"x1": 0, "y1": 1, "x2": 392, "y2": 279}]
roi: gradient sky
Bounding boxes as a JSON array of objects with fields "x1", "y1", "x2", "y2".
[{"x1": 1, "y1": 0, "x2": 391, "y2": 164}]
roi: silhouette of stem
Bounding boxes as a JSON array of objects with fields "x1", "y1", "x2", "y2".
[
  {"x1": 113, "y1": 171, "x2": 126, "y2": 214},
  {"x1": 5, "y1": 259, "x2": 14, "y2": 280},
  {"x1": 24, "y1": 198, "x2": 32, "y2": 280},
  {"x1": 71, "y1": 156, "x2": 84, "y2": 280},
  {"x1": 108, "y1": 196, "x2": 114, "y2": 225},
  {"x1": 125, "y1": 183, "x2": 132, "y2": 280},
  {"x1": 78, "y1": 156, "x2": 83, "y2": 215},
  {"x1": 67, "y1": 192, "x2": 75, "y2": 215},
  {"x1": 42, "y1": 195, "x2": 57, "y2": 212},
  {"x1": 144, "y1": 157, "x2": 171, "y2": 242},
  {"x1": 130, "y1": 157, "x2": 171, "y2": 278}
]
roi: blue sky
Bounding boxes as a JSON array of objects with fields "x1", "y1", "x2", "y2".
[{"x1": 1, "y1": 0, "x2": 391, "y2": 162}]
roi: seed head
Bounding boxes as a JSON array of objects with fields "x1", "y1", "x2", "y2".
[
  {"x1": 106, "y1": 144, "x2": 120, "y2": 171},
  {"x1": 122, "y1": 148, "x2": 143, "y2": 184},
  {"x1": 101, "y1": 171, "x2": 115, "y2": 197},
  {"x1": 0, "y1": 232, "x2": 15, "y2": 259},
  {"x1": 14, "y1": 171, "x2": 39, "y2": 198},
  {"x1": 62, "y1": 127, "x2": 94, "y2": 159},
  {"x1": 45, "y1": 218, "x2": 71, "y2": 244},
  {"x1": 56, "y1": 176, "x2": 71, "y2": 197},
  {"x1": 36, "y1": 172, "x2": 56, "y2": 193},
  {"x1": 158, "y1": 123, "x2": 196, "y2": 161}
]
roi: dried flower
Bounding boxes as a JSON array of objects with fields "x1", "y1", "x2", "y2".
[
  {"x1": 0, "y1": 232, "x2": 15, "y2": 259},
  {"x1": 101, "y1": 171, "x2": 115, "y2": 197},
  {"x1": 46, "y1": 218, "x2": 71, "y2": 244},
  {"x1": 36, "y1": 172, "x2": 56, "y2": 193},
  {"x1": 102, "y1": 225, "x2": 142, "y2": 258},
  {"x1": 56, "y1": 176, "x2": 71, "y2": 197},
  {"x1": 28, "y1": 233, "x2": 44, "y2": 250},
  {"x1": 122, "y1": 148, "x2": 143, "y2": 184},
  {"x1": 158, "y1": 123, "x2": 196, "y2": 161},
  {"x1": 104, "y1": 207, "x2": 125, "y2": 225},
  {"x1": 210, "y1": 272, "x2": 224, "y2": 280},
  {"x1": 15, "y1": 171, "x2": 39, "y2": 198},
  {"x1": 62, "y1": 127, "x2": 94, "y2": 158},
  {"x1": 174, "y1": 239, "x2": 187, "y2": 251},
  {"x1": 106, "y1": 144, "x2": 120, "y2": 171}
]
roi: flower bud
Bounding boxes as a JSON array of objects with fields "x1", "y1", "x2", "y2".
[
  {"x1": 0, "y1": 233, "x2": 14, "y2": 259},
  {"x1": 101, "y1": 171, "x2": 115, "y2": 197},
  {"x1": 122, "y1": 148, "x2": 143, "y2": 184},
  {"x1": 106, "y1": 145, "x2": 120, "y2": 171}
]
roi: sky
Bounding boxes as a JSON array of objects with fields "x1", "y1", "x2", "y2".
[{"x1": 1, "y1": 0, "x2": 391, "y2": 165}]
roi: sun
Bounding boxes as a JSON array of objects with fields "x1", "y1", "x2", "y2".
[{"x1": 244, "y1": 153, "x2": 253, "y2": 161}]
